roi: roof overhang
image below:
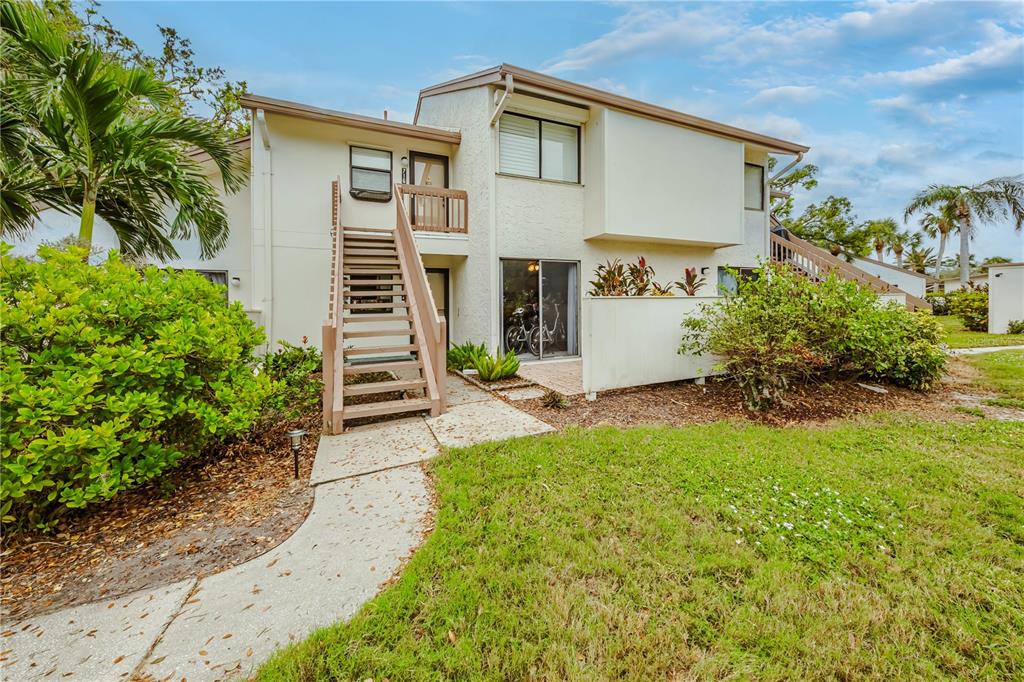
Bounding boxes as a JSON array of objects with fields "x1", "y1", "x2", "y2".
[
  {"x1": 242, "y1": 94, "x2": 461, "y2": 144},
  {"x1": 416, "y1": 64, "x2": 809, "y2": 155}
]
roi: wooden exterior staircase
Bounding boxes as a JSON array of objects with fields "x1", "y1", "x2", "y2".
[
  {"x1": 321, "y1": 179, "x2": 447, "y2": 434},
  {"x1": 770, "y1": 228, "x2": 931, "y2": 311}
]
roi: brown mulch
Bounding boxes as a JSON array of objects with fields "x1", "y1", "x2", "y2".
[
  {"x1": 0, "y1": 411, "x2": 320, "y2": 622},
  {"x1": 512, "y1": 377, "x2": 957, "y2": 430}
]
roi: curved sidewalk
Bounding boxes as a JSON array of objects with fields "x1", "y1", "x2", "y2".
[{"x1": 3, "y1": 377, "x2": 553, "y2": 681}]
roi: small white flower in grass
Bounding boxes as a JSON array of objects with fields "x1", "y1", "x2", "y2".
[
  {"x1": 782, "y1": 521, "x2": 794, "y2": 530},
  {"x1": 736, "y1": 538, "x2": 743, "y2": 544}
]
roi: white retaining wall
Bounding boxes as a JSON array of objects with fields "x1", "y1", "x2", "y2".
[
  {"x1": 581, "y1": 296, "x2": 722, "y2": 396},
  {"x1": 988, "y1": 263, "x2": 1024, "y2": 334}
]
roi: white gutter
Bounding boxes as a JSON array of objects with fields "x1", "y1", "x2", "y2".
[
  {"x1": 488, "y1": 73, "x2": 515, "y2": 127},
  {"x1": 769, "y1": 151, "x2": 803, "y2": 183},
  {"x1": 256, "y1": 109, "x2": 274, "y2": 347}
]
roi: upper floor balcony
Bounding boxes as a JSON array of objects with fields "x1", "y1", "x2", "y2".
[{"x1": 396, "y1": 183, "x2": 470, "y2": 256}]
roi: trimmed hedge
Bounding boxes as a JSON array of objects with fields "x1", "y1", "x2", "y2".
[
  {"x1": 1, "y1": 244, "x2": 273, "y2": 530},
  {"x1": 680, "y1": 264, "x2": 946, "y2": 410}
]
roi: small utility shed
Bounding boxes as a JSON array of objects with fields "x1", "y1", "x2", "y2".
[{"x1": 987, "y1": 262, "x2": 1024, "y2": 334}]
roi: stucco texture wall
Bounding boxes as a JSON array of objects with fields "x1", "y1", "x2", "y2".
[
  {"x1": 853, "y1": 258, "x2": 927, "y2": 297},
  {"x1": 987, "y1": 264, "x2": 1024, "y2": 334}
]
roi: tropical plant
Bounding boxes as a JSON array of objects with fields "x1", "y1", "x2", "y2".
[
  {"x1": 0, "y1": 0, "x2": 244, "y2": 260},
  {"x1": 626, "y1": 256, "x2": 655, "y2": 296},
  {"x1": 680, "y1": 264, "x2": 945, "y2": 410},
  {"x1": 0, "y1": 243, "x2": 272, "y2": 530},
  {"x1": 863, "y1": 218, "x2": 898, "y2": 262},
  {"x1": 675, "y1": 267, "x2": 706, "y2": 296},
  {"x1": 1008, "y1": 320, "x2": 1024, "y2": 335},
  {"x1": 447, "y1": 341, "x2": 487, "y2": 371},
  {"x1": 472, "y1": 350, "x2": 521, "y2": 381},
  {"x1": 917, "y1": 204, "x2": 958, "y2": 279},
  {"x1": 887, "y1": 230, "x2": 920, "y2": 268},
  {"x1": 588, "y1": 259, "x2": 628, "y2": 296},
  {"x1": 947, "y1": 283, "x2": 989, "y2": 332},
  {"x1": 650, "y1": 281, "x2": 676, "y2": 296},
  {"x1": 262, "y1": 340, "x2": 322, "y2": 419},
  {"x1": 540, "y1": 389, "x2": 569, "y2": 409},
  {"x1": 905, "y1": 244, "x2": 936, "y2": 274},
  {"x1": 905, "y1": 176, "x2": 1024, "y2": 285},
  {"x1": 785, "y1": 195, "x2": 870, "y2": 258},
  {"x1": 924, "y1": 292, "x2": 949, "y2": 316}
]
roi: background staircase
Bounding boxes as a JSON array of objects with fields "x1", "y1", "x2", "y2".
[
  {"x1": 321, "y1": 180, "x2": 447, "y2": 434},
  {"x1": 770, "y1": 228, "x2": 931, "y2": 311}
]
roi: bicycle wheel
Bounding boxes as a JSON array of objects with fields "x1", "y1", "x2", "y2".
[
  {"x1": 505, "y1": 326, "x2": 525, "y2": 354},
  {"x1": 527, "y1": 327, "x2": 541, "y2": 356}
]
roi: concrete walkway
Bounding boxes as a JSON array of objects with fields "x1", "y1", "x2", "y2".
[
  {"x1": 948, "y1": 344, "x2": 1024, "y2": 356},
  {"x1": 2, "y1": 377, "x2": 553, "y2": 682}
]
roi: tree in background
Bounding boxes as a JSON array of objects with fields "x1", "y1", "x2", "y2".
[
  {"x1": 785, "y1": 196, "x2": 871, "y2": 259},
  {"x1": 917, "y1": 204, "x2": 957, "y2": 279},
  {"x1": 886, "y1": 229, "x2": 920, "y2": 268},
  {"x1": 863, "y1": 218, "x2": 898, "y2": 262},
  {"x1": 43, "y1": 0, "x2": 249, "y2": 136},
  {"x1": 905, "y1": 245, "x2": 935, "y2": 275},
  {"x1": 767, "y1": 157, "x2": 818, "y2": 221},
  {"x1": 1, "y1": 0, "x2": 244, "y2": 259},
  {"x1": 905, "y1": 176, "x2": 1024, "y2": 285}
]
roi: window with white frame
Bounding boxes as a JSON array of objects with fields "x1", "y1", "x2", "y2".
[
  {"x1": 350, "y1": 146, "x2": 392, "y2": 200},
  {"x1": 744, "y1": 163, "x2": 764, "y2": 210},
  {"x1": 499, "y1": 112, "x2": 579, "y2": 183}
]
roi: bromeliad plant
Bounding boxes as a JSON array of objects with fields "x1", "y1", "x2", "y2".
[
  {"x1": 472, "y1": 350, "x2": 521, "y2": 381},
  {"x1": 447, "y1": 341, "x2": 488, "y2": 371}
]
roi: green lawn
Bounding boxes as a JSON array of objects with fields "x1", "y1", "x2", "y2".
[
  {"x1": 258, "y1": 417, "x2": 1024, "y2": 681},
  {"x1": 967, "y1": 349, "x2": 1024, "y2": 408},
  {"x1": 936, "y1": 315, "x2": 1024, "y2": 349}
]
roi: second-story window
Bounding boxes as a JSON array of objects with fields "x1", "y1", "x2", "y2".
[
  {"x1": 350, "y1": 146, "x2": 392, "y2": 201},
  {"x1": 744, "y1": 163, "x2": 764, "y2": 211},
  {"x1": 499, "y1": 112, "x2": 579, "y2": 183}
]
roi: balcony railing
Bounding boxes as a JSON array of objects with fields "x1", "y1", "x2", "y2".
[{"x1": 397, "y1": 184, "x2": 468, "y2": 234}]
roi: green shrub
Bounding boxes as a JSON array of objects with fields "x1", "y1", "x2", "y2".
[
  {"x1": 0, "y1": 244, "x2": 273, "y2": 531},
  {"x1": 925, "y1": 292, "x2": 948, "y2": 315},
  {"x1": 680, "y1": 264, "x2": 946, "y2": 410},
  {"x1": 472, "y1": 350, "x2": 521, "y2": 381},
  {"x1": 1007, "y1": 320, "x2": 1024, "y2": 335},
  {"x1": 263, "y1": 340, "x2": 322, "y2": 419},
  {"x1": 447, "y1": 341, "x2": 487, "y2": 371},
  {"x1": 947, "y1": 283, "x2": 988, "y2": 331}
]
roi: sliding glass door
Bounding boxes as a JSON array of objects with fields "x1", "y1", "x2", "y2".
[{"x1": 501, "y1": 259, "x2": 578, "y2": 359}]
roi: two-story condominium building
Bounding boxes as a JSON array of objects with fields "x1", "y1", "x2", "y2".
[{"x1": 16, "y1": 64, "x2": 812, "y2": 430}]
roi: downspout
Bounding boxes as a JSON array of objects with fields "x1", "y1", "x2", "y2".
[
  {"x1": 256, "y1": 109, "x2": 274, "y2": 348},
  {"x1": 488, "y1": 73, "x2": 514, "y2": 127},
  {"x1": 769, "y1": 151, "x2": 803, "y2": 183}
]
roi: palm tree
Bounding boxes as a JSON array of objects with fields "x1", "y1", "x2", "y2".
[
  {"x1": 886, "y1": 230, "x2": 919, "y2": 268},
  {"x1": 905, "y1": 176, "x2": 1024, "y2": 285},
  {"x1": 0, "y1": 0, "x2": 243, "y2": 260},
  {"x1": 917, "y1": 204, "x2": 957, "y2": 279},
  {"x1": 905, "y1": 244, "x2": 935, "y2": 274},
  {"x1": 863, "y1": 218, "x2": 898, "y2": 262}
]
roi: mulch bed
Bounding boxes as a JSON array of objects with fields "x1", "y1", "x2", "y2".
[
  {"x1": 511, "y1": 377, "x2": 950, "y2": 430},
  {"x1": 0, "y1": 411, "x2": 320, "y2": 622}
]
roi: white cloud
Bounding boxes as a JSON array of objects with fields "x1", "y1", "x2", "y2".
[
  {"x1": 869, "y1": 94, "x2": 958, "y2": 125},
  {"x1": 542, "y1": 5, "x2": 738, "y2": 73},
  {"x1": 748, "y1": 85, "x2": 822, "y2": 106},
  {"x1": 730, "y1": 113, "x2": 805, "y2": 141},
  {"x1": 862, "y1": 31, "x2": 1024, "y2": 98}
]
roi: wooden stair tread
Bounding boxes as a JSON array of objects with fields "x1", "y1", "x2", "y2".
[
  {"x1": 346, "y1": 259, "x2": 401, "y2": 265},
  {"x1": 345, "y1": 289, "x2": 406, "y2": 297},
  {"x1": 344, "y1": 359, "x2": 421, "y2": 375},
  {"x1": 346, "y1": 343, "x2": 417, "y2": 356},
  {"x1": 343, "y1": 328, "x2": 413, "y2": 338},
  {"x1": 344, "y1": 248, "x2": 398, "y2": 256},
  {"x1": 344, "y1": 301, "x2": 410, "y2": 309},
  {"x1": 345, "y1": 278, "x2": 403, "y2": 286},
  {"x1": 344, "y1": 378, "x2": 427, "y2": 396},
  {"x1": 342, "y1": 226, "x2": 393, "y2": 234},
  {"x1": 343, "y1": 313, "x2": 412, "y2": 323},
  {"x1": 343, "y1": 268, "x2": 402, "y2": 275},
  {"x1": 342, "y1": 397, "x2": 433, "y2": 420}
]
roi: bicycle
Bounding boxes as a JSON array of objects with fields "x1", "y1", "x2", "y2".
[
  {"x1": 504, "y1": 306, "x2": 537, "y2": 355},
  {"x1": 527, "y1": 300, "x2": 565, "y2": 356}
]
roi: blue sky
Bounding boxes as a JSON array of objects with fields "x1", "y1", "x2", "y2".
[{"x1": 101, "y1": 1, "x2": 1024, "y2": 260}]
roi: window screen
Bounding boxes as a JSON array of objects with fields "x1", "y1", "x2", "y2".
[{"x1": 351, "y1": 146, "x2": 392, "y2": 198}]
